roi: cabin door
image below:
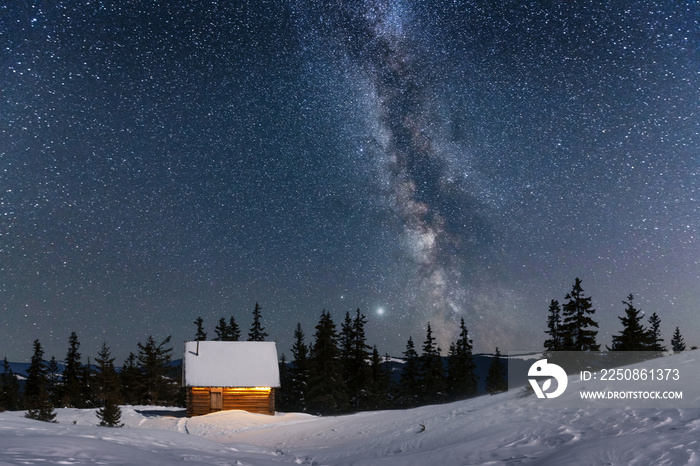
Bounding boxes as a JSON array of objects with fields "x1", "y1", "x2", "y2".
[{"x1": 210, "y1": 388, "x2": 223, "y2": 410}]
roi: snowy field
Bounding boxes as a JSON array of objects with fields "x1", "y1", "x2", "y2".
[{"x1": 1, "y1": 351, "x2": 699, "y2": 465}]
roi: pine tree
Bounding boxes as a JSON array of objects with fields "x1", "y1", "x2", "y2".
[
  {"x1": 340, "y1": 311, "x2": 354, "y2": 364},
  {"x1": 81, "y1": 357, "x2": 95, "y2": 408},
  {"x1": 447, "y1": 318, "x2": 477, "y2": 400},
  {"x1": 352, "y1": 311, "x2": 370, "y2": 362},
  {"x1": 485, "y1": 347, "x2": 508, "y2": 395},
  {"x1": 419, "y1": 323, "x2": 447, "y2": 404},
  {"x1": 396, "y1": 336, "x2": 420, "y2": 407},
  {"x1": 214, "y1": 317, "x2": 229, "y2": 341},
  {"x1": 1, "y1": 357, "x2": 21, "y2": 411},
  {"x1": 367, "y1": 346, "x2": 390, "y2": 410},
  {"x1": 94, "y1": 343, "x2": 120, "y2": 405},
  {"x1": 543, "y1": 300, "x2": 563, "y2": 351},
  {"x1": 94, "y1": 342, "x2": 123, "y2": 427},
  {"x1": 247, "y1": 302, "x2": 269, "y2": 341},
  {"x1": 97, "y1": 396, "x2": 123, "y2": 427},
  {"x1": 646, "y1": 312, "x2": 666, "y2": 351},
  {"x1": 93, "y1": 342, "x2": 123, "y2": 427},
  {"x1": 306, "y1": 310, "x2": 348, "y2": 415},
  {"x1": 339, "y1": 311, "x2": 355, "y2": 394},
  {"x1": 119, "y1": 353, "x2": 141, "y2": 405},
  {"x1": 340, "y1": 309, "x2": 370, "y2": 411},
  {"x1": 136, "y1": 335, "x2": 176, "y2": 405},
  {"x1": 193, "y1": 317, "x2": 207, "y2": 341},
  {"x1": 228, "y1": 316, "x2": 241, "y2": 341},
  {"x1": 61, "y1": 332, "x2": 83, "y2": 408},
  {"x1": 24, "y1": 340, "x2": 56, "y2": 421},
  {"x1": 560, "y1": 278, "x2": 600, "y2": 351},
  {"x1": 277, "y1": 353, "x2": 289, "y2": 410},
  {"x1": 25, "y1": 385, "x2": 57, "y2": 423},
  {"x1": 45, "y1": 356, "x2": 61, "y2": 406},
  {"x1": 351, "y1": 309, "x2": 371, "y2": 410},
  {"x1": 24, "y1": 340, "x2": 48, "y2": 408},
  {"x1": 671, "y1": 327, "x2": 686, "y2": 353},
  {"x1": 286, "y1": 323, "x2": 310, "y2": 412},
  {"x1": 214, "y1": 316, "x2": 242, "y2": 341},
  {"x1": 608, "y1": 294, "x2": 650, "y2": 351}
]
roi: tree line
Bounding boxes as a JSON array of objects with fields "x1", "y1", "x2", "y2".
[
  {"x1": 191, "y1": 306, "x2": 491, "y2": 414},
  {"x1": 0, "y1": 332, "x2": 178, "y2": 426},
  {"x1": 0, "y1": 301, "x2": 276, "y2": 424},
  {"x1": 543, "y1": 278, "x2": 690, "y2": 353},
  {"x1": 1, "y1": 281, "x2": 693, "y2": 423},
  {"x1": 275, "y1": 310, "x2": 493, "y2": 414}
]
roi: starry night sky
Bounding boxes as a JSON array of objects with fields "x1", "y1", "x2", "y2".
[{"x1": 2, "y1": 0, "x2": 698, "y2": 363}]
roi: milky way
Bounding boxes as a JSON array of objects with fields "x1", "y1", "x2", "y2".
[
  {"x1": 2, "y1": 1, "x2": 698, "y2": 362},
  {"x1": 304, "y1": 0, "x2": 507, "y2": 349}
]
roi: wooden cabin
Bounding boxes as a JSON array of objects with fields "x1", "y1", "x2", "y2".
[{"x1": 182, "y1": 341, "x2": 280, "y2": 417}]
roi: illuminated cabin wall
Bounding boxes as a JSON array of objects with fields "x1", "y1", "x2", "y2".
[{"x1": 186, "y1": 387, "x2": 275, "y2": 417}]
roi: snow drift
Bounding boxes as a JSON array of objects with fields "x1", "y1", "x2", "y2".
[{"x1": 0, "y1": 351, "x2": 698, "y2": 465}]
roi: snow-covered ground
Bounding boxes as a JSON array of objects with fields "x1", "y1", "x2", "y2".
[{"x1": 1, "y1": 351, "x2": 699, "y2": 465}]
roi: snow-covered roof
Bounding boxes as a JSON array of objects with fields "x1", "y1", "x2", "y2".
[{"x1": 183, "y1": 341, "x2": 280, "y2": 388}]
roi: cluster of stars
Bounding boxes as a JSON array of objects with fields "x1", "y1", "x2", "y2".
[{"x1": 1, "y1": 0, "x2": 698, "y2": 361}]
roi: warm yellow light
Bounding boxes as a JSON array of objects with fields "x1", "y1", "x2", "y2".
[
  {"x1": 228, "y1": 387, "x2": 271, "y2": 392},
  {"x1": 191, "y1": 386, "x2": 272, "y2": 392}
]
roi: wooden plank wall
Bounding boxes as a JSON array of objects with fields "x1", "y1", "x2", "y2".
[
  {"x1": 186, "y1": 387, "x2": 212, "y2": 417},
  {"x1": 186, "y1": 387, "x2": 275, "y2": 417},
  {"x1": 223, "y1": 388, "x2": 271, "y2": 414}
]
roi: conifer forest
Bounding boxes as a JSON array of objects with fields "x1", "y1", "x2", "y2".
[{"x1": 1, "y1": 279, "x2": 692, "y2": 422}]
